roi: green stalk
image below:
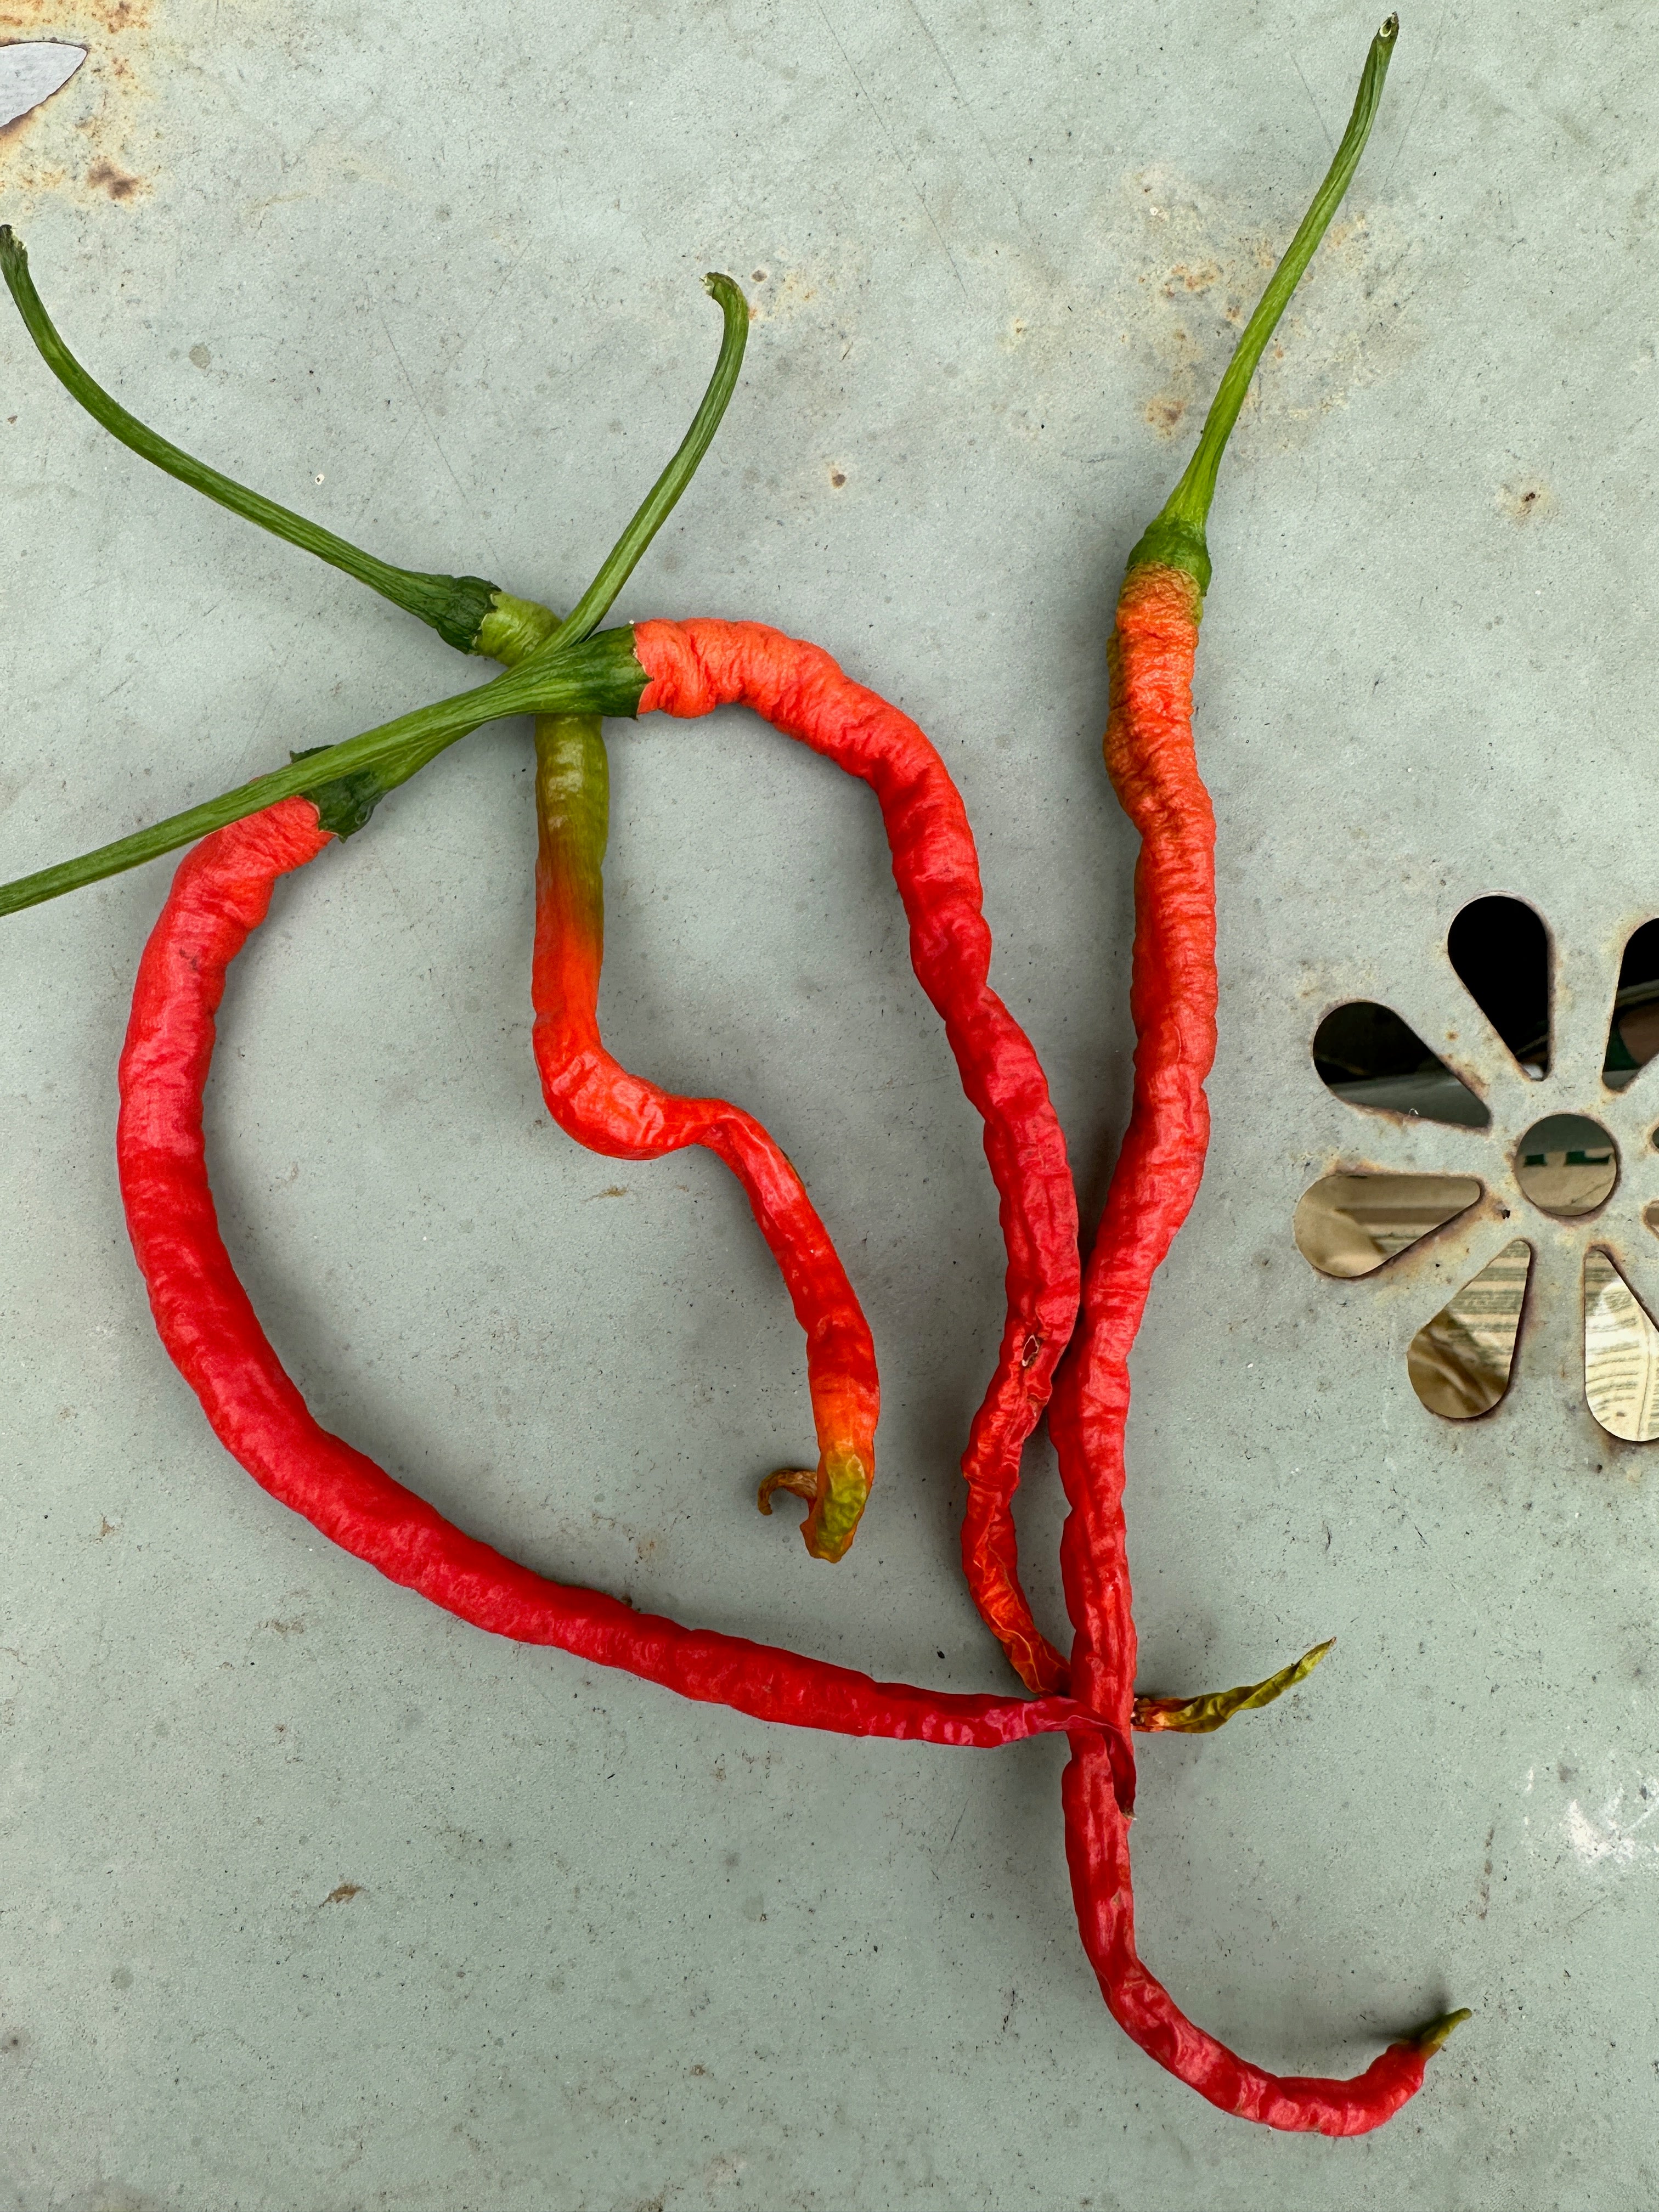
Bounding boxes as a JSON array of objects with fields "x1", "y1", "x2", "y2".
[
  {"x1": 1127, "y1": 14, "x2": 1398, "y2": 594},
  {"x1": 511, "y1": 272, "x2": 749, "y2": 664},
  {"x1": 0, "y1": 225, "x2": 503, "y2": 653},
  {"x1": 0, "y1": 269, "x2": 751, "y2": 916},
  {"x1": 0, "y1": 630, "x2": 646, "y2": 919}
]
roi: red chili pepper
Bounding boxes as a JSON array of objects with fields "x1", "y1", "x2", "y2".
[
  {"x1": 629, "y1": 616, "x2": 1081, "y2": 1691},
  {"x1": 531, "y1": 710, "x2": 881, "y2": 1561},
  {"x1": 115, "y1": 795, "x2": 1124, "y2": 1763},
  {"x1": 1050, "y1": 16, "x2": 1469, "y2": 2132}
]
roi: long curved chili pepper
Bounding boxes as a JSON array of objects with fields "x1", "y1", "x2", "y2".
[
  {"x1": 531, "y1": 711, "x2": 880, "y2": 1560},
  {"x1": 115, "y1": 794, "x2": 1124, "y2": 1761},
  {"x1": 627, "y1": 616, "x2": 1081, "y2": 1688},
  {"x1": 3, "y1": 237, "x2": 886, "y2": 1562},
  {"x1": 1049, "y1": 16, "x2": 1470, "y2": 2132},
  {"x1": 0, "y1": 229, "x2": 1073, "y2": 1638}
]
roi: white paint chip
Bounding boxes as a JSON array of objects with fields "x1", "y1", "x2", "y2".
[
  {"x1": 0, "y1": 41, "x2": 87, "y2": 132},
  {"x1": 1564, "y1": 1781, "x2": 1659, "y2": 1870}
]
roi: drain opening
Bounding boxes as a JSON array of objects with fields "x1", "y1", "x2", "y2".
[
  {"x1": 1447, "y1": 895, "x2": 1550, "y2": 1077},
  {"x1": 1584, "y1": 1249, "x2": 1659, "y2": 1442},
  {"x1": 1604, "y1": 919, "x2": 1659, "y2": 1090},
  {"x1": 1407, "y1": 1238, "x2": 1531, "y2": 1420},
  {"x1": 1514, "y1": 1113, "x2": 1617, "y2": 1218},
  {"x1": 1312, "y1": 1002, "x2": 1489, "y2": 1128},
  {"x1": 1294, "y1": 1172, "x2": 1482, "y2": 1280}
]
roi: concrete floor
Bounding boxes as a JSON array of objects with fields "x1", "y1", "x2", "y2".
[{"x1": 2, "y1": 2, "x2": 1656, "y2": 2205}]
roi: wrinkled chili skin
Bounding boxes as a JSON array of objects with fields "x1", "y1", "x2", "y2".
[
  {"x1": 633, "y1": 617, "x2": 1077, "y2": 1692},
  {"x1": 116, "y1": 798, "x2": 1123, "y2": 1759},
  {"x1": 1051, "y1": 563, "x2": 1214, "y2": 1757},
  {"x1": 1049, "y1": 563, "x2": 1436, "y2": 2132},
  {"x1": 1062, "y1": 1741, "x2": 1435, "y2": 2135},
  {"x1": 531, "y1": 711, "x2": 879, "y2": 1562}
]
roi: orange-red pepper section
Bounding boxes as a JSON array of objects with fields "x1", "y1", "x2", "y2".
[
  {"x1": 632, "y1": 616, "x2": 1079, "y2": 1692},
  {"x1": 116, "y1": 794, "x2": 1109, "y2": 1758},
  {"x1": 530, "y1": 709, "x2": 879, "y2": 1562},
  {"x1": 1050, "y1": 564, "x2": 1455, "y2": 2134}
]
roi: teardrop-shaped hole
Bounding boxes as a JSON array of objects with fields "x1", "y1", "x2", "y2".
[
  {"x1": 1584, "y1": 1250, "x2": 1659, "y2": 1442},
  {"x1": 1447, "y1": 895, "x2": 1549, "y2": 1077},
  {"x1": 1312, "y1": 1002, "x2": 1490, "y2": 1128},
  {"x1": 1294, "y1": 1172, "x2": 1483, "y2": 1280},
  {"x1": 1407, "y1": 1238, "x2": 1532, "y2": 1420},
  {"x1": 1604, "y1": 920, "x2": 1659, "y2": 1090}
]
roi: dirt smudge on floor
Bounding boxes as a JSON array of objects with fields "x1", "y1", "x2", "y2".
[{"x1": 1105, "y1": 163, "x2": 1421, "y2": 456}]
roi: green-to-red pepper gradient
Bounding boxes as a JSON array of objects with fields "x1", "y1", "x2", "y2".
[{"x1": 2, "y1": 10, "x2": 1472, "y2": 2141}]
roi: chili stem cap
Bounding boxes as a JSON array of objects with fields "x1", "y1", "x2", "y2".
[{"x1": 1126, "y1": 14, "x2": 1398, "y2": 596}]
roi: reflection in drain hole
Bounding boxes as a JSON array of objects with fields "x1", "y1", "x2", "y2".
[
  {"x1": 1514, "y1": 1113, "x2": 1617, "y2": 1219},
  {"x1": 1584, "y1": 1250, "x2": 1659, "y2": 1443},
  {"x1": 1605, "y1": 918, "x2": 1659, "y2": 1089},
  {"x1": 1448, "y1": 894, "x2": 1550, "y2": 1077},
  {"x1": 1407, "y1": 1239, "x2": 1531, "y2": 1420},
  {"x1": 1312, "y1": 1001, "x2": 1489, "y2": 1127},
  {"x1": 1294, "y1": 1171, "x2": 1482, "y2": 1279}
]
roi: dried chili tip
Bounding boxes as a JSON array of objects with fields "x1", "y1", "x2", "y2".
[
  {"x1": 1131, "y1": 1637, "x2": 1333, "y2": 1735},
  {"x1": 758, "y1": 1448, "x2": 871, "y2": 1564},
  {"x1": 758, "y1": 1468, "x2": 817, "y2": 1512},
  {"x1": 1402, "y1": 2007, "x2": 1472, "y2": 2056}
]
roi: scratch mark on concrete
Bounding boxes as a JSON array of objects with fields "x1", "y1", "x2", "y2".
[
  {"x1": 815, "y1": 0, "x2": 970, "y2": 303},
  {"x1": 377, "y1": 308, "x2": 496, "y2": 568},
  {"x1": 901, "y1": 0, "x2": 1023, "y2": 225},
  {"x1": 1290, "y1": 52, "x2": 1336, "y2": 161}
]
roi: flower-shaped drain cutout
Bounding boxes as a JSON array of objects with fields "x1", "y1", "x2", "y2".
[{"x1": 1296, "y1": 896, "x2": 1659, "y2": 1440}]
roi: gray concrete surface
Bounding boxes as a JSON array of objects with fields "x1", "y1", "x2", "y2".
[{"x1": 2, "y1": 1, "x2": 1655, "y2": 2204}]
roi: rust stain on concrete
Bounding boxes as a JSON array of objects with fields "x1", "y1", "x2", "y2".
[{"x1": 0, "y1": 0, "x2": 154, "y2": 205}]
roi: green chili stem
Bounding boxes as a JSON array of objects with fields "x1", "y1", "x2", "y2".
[
  {"x1": 0, "y1": 267, "x2": 749, "y2": 917},
  {"x1": 0, "y1": 225, "x2": 506, "y2": 654},
  {"x1": 1128, "y1": 14, "x2": 1398, "y2": 592},
  {"x1": 518, "y1": 273, "x2": 749, "y2": 664},
  {"x1": 0, "y1": 630, "x2": 647, "y2": 919}
]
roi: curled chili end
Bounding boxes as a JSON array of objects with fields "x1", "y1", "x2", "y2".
[
  {"x1": 760, "y1": 1451, "x2": 871, "y2": 1563},
  {"x1": 1403, "y1": 2008, "x2": 1472, "y2": 2056},
  {"x1": 758, "y1": 1468, "x2": 817, "y2": 1515},
  {"x1": 1132, "y1": 1637, "x2": 1333, "y2": 1736},
  {"x1": 1125, "y1": 15, "x2": 1398, "y2": 597}
]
